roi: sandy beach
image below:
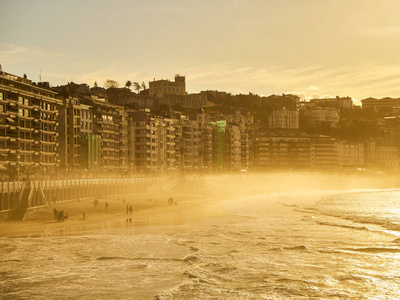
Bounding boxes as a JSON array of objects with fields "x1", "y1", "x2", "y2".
[{"x1": 0, "y1": 188, "x2": 233, "y2": 238}]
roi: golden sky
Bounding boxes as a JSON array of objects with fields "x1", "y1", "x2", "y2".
[{"x1": 1, "y1": 0, "x2": 400, "y2": 102}]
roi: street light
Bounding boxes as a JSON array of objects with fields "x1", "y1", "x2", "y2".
[
  {"x1": 17, "y1": 154, "x2": 20, "y2": 183},
  {"x1": 57, "y1": 159, "x2": 60, "y2": 183},
  {"x1": 94, "y1": 161, "x2": 97, "y2": 179},
  {"x1": 130, "y1": 163, "x2": 133, "y2": 178}
]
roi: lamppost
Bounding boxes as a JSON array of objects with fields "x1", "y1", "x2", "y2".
[
  {"x1": 130, "y1": 163, "x2": 133, "y2": 178},
  {"x1": 17, "y1": 154, "x2": 20, "y2": 183},
  {"x1": 57, "y1": 159, "x2": 60, "y2": 182},
  {"x1": 94, "y1": 161, "x2": 97, "y2": 179}
]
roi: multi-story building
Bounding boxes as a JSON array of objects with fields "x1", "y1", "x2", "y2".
[
  {"x1": 309, "y1": 96, "x2": 353, "y2": 109},
  {"x1": 79, "y1": 103, "x2": 101, "y2": 173},
  {"x1": 173, "y1": 114, "x2": 199, "y2": 171},
  {"x1": 163, "y1": 117, "x2": 176, "y2": 171},
  {"x1": 0, "y1": 71, "x2": 60, "y2": 179},
  {"x1": 196, "y1": 109, "x2": 213, "y2": 170},
  {"x1": 225, "y1": 123, "x2": 243, "y2": 170},
  {"x1": 374, "y1": 146, "x2": 399, "y2": 169},
  {"x1": 129, "y1": 110, "x2": 165, "y2": 173},
  {"x1": 365, "y1": 142, "x2": 399, "y2": 169},
  {"x1": 337, "y1": 143, "x2": 365, "y2": 168},
  {"x1": 211, "y1": 120, "x2": 226, "y2": 171},
  {"x1": 310, "y1": 136, "x2": 338, "y2": 170},
  {"x1": 303, "y1": 107, "x2": 340, "y2": 127},
  {"x1": 82, "y1": 97, "x2": 129, "y2": 173},
  {"x1": 362, "y1": 97, "x2": 400, "y2": 113},
  {"x1": 149, "y1": 75, "x2": 186, "y2": 97},
  {"x1": 268, "y1": 108, "x2": 299, "y2": 129},
  {"x1": 58, "y1": 97, "x2": 81, "y2": 171},
  {"x1": 156, "y1": 93, "x2": 207, "y2": 109},
  {"x1": 253, "y1": 132, "x2": 311, "y2": 170}
]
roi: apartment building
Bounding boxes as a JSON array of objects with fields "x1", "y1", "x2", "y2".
[
  {"x1": 0, "y1": 71, "x2": 60, "y2": 179},
  {"x1": 173, "y1": 114, "x2": 199, "y2": 171},
  {"x1": 156, "y1": 93, "x2": 207, "y2": 109},
  {"x1": 225, "y1": 123, "x2": 243, "y2": 170},
  {"x1": 79, "y1": 104, "x2": 101, "y2": 172},
  {"x1": 58, "y1": 97, "x2": 82, "y2": 171},
  {"x1": 337, "y1": 143, "x2": 364, "y2": 167},
  {"x1": 253, "y1": 133, "x2": 311, "y2": 170},
  {"x1": 303, "y1": 107, "x2": 340, "y2": 127},
  {"x1": 310, "y1": 136, "x2": 338, "y2": 170},
  {"x1": 362, "y1": 97, "x2": 400, "y2": 113},
  {"x1": 196, "y1": 109, "x2": 213, "y2": 170},
  {"x1": 129, "y1": 110, "x2": 163, "y2": 172},
  {"x1": 310, "y1": 96, "x2": 353, "y2": 109},
  {"x1": 268, "y1": 108, "x2": 299, "y2": 129},
  {"x1": 82, "y1": 97, "x2": 129, "y2": 173}
]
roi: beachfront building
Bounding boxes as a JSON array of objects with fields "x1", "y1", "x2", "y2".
[
  {"x1": 85, "y1": 97, "x2": 129, "y2": 174},
  {"x1": 0, "y1": 71, "x2": 60, "y2": 179},
  {"x1": 337, "y1": 143, "x2": 365, "y2": 168},
  {"x1": 253, "y1": 132, "x2": 311, "y2": 170},
  {"x1": 173, "y1": 114, "x2": 200, "y2": 171},
  {"x1": 310, "y1": 136, "x2": 338, "y2": 170},
  {"x1": 57, "y1": 97, "x2": 82, "y2": 172},
  {"x1": 196, "y1": 109, "x2": 213, "y2": 171}
]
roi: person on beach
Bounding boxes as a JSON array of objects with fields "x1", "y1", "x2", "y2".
[
  {"x1": 126, "y1": 205, "x2": 129, "y2": 214},
  {"x1": 105, "y1": 202, "x2": 109, "y2": 211},
  {"x1": 129, "y1": 205, "x2": 133, "y2": 214}
]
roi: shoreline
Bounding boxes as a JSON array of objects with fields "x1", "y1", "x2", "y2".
[
  {"x1": 2, "y1": 188, "x2": 393, "y2": 239},
  {"x1": 0, "y1": 190, "x2": 235, "y2": 238}
]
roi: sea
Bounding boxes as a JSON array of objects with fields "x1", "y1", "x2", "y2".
[{"x1": 1, "y1": 189, "x2": 400, "y2": 299}]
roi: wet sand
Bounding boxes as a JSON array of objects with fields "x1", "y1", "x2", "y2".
[{"x1": 0, "y1": 190, "x2": 232, "y2": 238}]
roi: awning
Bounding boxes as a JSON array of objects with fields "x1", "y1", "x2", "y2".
[
  {"x1": 0, "y1": 164, "x2": 7, "y2": 171},
  {"x1": 6, "y1": 117, "x2": 15, "y2": 123}
]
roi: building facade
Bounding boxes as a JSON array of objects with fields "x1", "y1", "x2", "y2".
[
  {"x1": 0, "y1": 71, "x2": 60, "y2": 179},
  {"x1": 149, "y1": 75, "x2": 186, "y2": 97}
]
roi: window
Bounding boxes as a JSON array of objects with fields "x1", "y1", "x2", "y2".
[
  {"x1": 0, "y1": 92, "x2": 3, "y2": 100},
  {"x1": 18, "y1": 96, "x2": 23, "y2": 104},
  {"x1": 19, "y1": 108, "x2": 24, "y2": 116},
  {"x1": 24, "y1": 98, "x2": 29, "y2": 105}
]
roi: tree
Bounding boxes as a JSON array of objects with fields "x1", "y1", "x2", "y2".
[
  {"x1": 141, "y1": 81, "x2": 147, "y2": 90},
  {"x1": 125, "y1": 80, "x2": 132, "y2": 90},
  {"x1": 94, "y1": 81, "x2": 98, "y2": 88},
  {"x1": 133, "y1": 82, "x2": 141, "y2": 94},
  {"x1": 104, "y1": 79, "x2": 119, "y2": 89}
]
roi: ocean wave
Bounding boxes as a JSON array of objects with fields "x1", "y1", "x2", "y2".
[
  {"x1": 316, "y1": 221, "x2": 370, "y2": 231},
  {"x1": 270, "y1": 245, "x2": 310, "y2": 251},
  {"x1": 183, "y1": 255, "x2": 200, "y2": 263},
  {"x1": 348, "y1": 247, "x2": 400, "y2": 253},
  {"x1": 96, "y1": 256, "x2": 183, "y2": 262}
]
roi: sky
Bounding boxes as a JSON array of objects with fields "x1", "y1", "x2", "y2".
[{"x1": 2, "y1": 0, "x2": 400, "y2": 102}]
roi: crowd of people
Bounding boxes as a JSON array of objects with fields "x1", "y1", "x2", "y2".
[
  {"x1": 53, "y1": 209, "x2": 68, "y2": 222},
  {"x1": 53, "y1": 195, "x2": 178, "y2": 223}
]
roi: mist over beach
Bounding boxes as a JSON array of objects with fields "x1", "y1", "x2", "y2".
[
  {"x1": 3, "y1": 0, "x2": 400, "y2": 299},
  {"x1": 2, "y1": 172, "x2": 400, "y2": 299}
]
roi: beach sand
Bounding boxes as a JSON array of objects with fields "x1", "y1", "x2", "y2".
[{"x1": 0, "y1": 189, "x2": 233, "y2": 238}]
